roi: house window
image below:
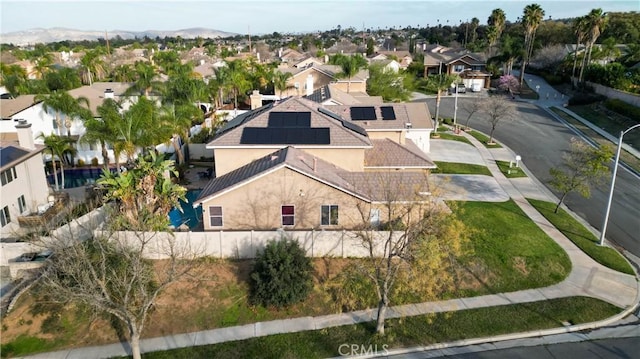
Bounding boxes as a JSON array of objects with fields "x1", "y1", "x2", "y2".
[
  {"x1": 453, "y1": 64, "x2": 465, "y2": 73},
  {"x1": 52, "y1": 119, "x2": 58, "y2": 129},
  {"x1": 281, "y1": 205, "x2": 295, "y2": 226},
  {"x1": 209, "y1": 206, "x2": 223, "y2": 227},
  {"x1": 1, "y1": 167, "x2": 17, "y2": 186},
  {"x1": 321, "y1": 205, "x2": 339, "y2": 226},
  {"x1": 369, "y1": 208, "x2": 381, "y2": 227},
  {"x1": 1, "y1": 206, "x2": 10, "y2": 227},
  {"x1": 18, "y1": 195, "x2": 26, "y2": 214}
]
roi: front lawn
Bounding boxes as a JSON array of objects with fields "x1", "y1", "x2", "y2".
[
  {"x1": 1, "y1": 201, "x2": 573, "y2": 356},
  {"x1": 496, "y1": 160, "x2": 528, "y2": 178},
  {"x1": 432, "y1": 132, "x2": 473, "y2": 145},
  {"x1": 138, "y1": 297, "x2": 619, "y2": 359},
  {"x1": 433, "y1": 162, "x2": 491, "y2": 175},
  {"x1": 467, "y1": 131, "x2": 503, "y2": 148},
  {"x1": 452, "y1": 200, "x2": 571, "y2": 294},
  {"x1": 527, "y1": 199, "x2": 634, "y2": 275}
]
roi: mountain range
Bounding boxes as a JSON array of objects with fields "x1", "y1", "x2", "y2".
[{"x1": 0, "y1": 27, "x2": 238, "y2": 46}]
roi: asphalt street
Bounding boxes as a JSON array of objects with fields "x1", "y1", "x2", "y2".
[{"x1": 416, "y1": 96, "x2": 640, "y2": 258}]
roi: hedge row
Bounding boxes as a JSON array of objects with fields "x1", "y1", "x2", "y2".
[{"x1": 604, "y1": 99, "x2": 640, "y2": 120}]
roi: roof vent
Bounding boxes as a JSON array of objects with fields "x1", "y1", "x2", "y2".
[
  {"x1": 104, "y1": 88, "x2": 115, "y2": 99},
  {"x1": 405, "y1": 122, "x2": 412, "y2": 129}
]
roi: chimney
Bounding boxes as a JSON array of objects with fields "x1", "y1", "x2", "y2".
[
  {"x1": 200, "y1": 59, "x2": 205, "y2": 66},
  {"x1": 278, "y1": 47, "x2": 283, "y2": 58},
  {"x1": 313, "y1": 157, "x2": 317, "y2": 172},
  {"x1": 305, "y1": 74, "x2": 314, "y2": 96},
  {"x1": 15, "y1": 120, "x2": 35, "y2": 150},
  {"x1": 249, "y1": 90, "x2": 262, "y2": 110},
  {"x1": 104, "y1": 88, "x2": 114, "y2": 99},
  {"x1": 324, "y1": 54, "x2": 329, "y2": 63}
]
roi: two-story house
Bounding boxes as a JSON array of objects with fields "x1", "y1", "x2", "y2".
[
  {"x1": 278, "y1": 63, "x2": 369, "y2": 97},
  {"x1": 0, "y1": 121, "x2": 50, "y2": 239},
  {"x1": 194, "y1": 97, "x2": 435, "y2": 231},
  {"x1": 423, "y1": 46, "x2": 491, "y2": 90}
]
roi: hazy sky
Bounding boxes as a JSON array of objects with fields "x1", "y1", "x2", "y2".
[{"x1": 1, "y1": 0, "x2": 638, "y2": 35}]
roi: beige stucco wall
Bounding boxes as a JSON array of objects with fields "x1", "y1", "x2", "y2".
[
  {"x1": 366, "y1": 130, "x2": 405, "y2": 144},
  {"x1": 214, "y1": 147, "x2": 366, "y2": 176},
  {"x1": 0, "y1": 154, "x2": 50, "y2": 238},
  {"x1": 199, "y1": 167, "x2": 370, "y2": 231},
  {"x1": 283, "y1": 71, "x2": 333, "y2": 97},
  {"x1": 332, "y1": 81, "x2": 367, "y2": 94}
]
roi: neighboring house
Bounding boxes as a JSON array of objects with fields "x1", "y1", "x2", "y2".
[
  {"x1": 374, "y1": 51, "x2": 413, "y2": 69},
  {"x1": 423, "y1": 47, "x2": 491, "y2": 89},
  {"x1": 279, "y1": 63, "x2": 369, "y2": 97},
  {"x1": 0, "y1": 121, "x2": 50, "y2": 238},
  {"x1": 293, "y1": 56, "x2": 324, "y2": 68},
  {"x1": 369, "y1": 59, "x2": 401, "y2": 73},
  {"x1": 12, "y1": 60, "x2": 37, "y2": 79},
  {"x1": 0, "y1": 82, "x2": 134, "y2": 165},
  {"x1": 279, "y1": 48, "x2": 305, "y2": 63},
  {"x1": 305, "y1": 83, "x2": 383, "y2": 106},
  {"x1": 196, "y1": 96, "x2": 435, "y2": 231}
]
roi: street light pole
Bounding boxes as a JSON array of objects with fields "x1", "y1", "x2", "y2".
[
  {"x1": 599, "y1": 123, "x2": 640, "y2": 246},
  {"x1": 453, "y1": 83, "x2": 459, "y2": 133}
]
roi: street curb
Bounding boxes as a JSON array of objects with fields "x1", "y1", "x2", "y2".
[{"x1": 338, "y1": 297, "x2": 640, "y2": 359}]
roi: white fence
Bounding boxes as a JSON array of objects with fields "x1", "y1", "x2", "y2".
[
  {"x1": 188, "y1": 144, "x2": 214, "y2": 160},
  {"x1": 99, "y1": 230, "x2": 399, "y2": 259}
]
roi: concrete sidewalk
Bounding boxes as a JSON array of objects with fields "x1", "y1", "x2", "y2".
[{"x1": 21, "y1": 134, "x2": 640, "y2": 359}]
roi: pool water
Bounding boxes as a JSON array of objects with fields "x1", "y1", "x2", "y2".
[
  {"x1": 47, "y1": 168, "x2": 115, "y2": 188},
  {"x1": 168, "y1": 190, "x2": 203, "y2": 229}
]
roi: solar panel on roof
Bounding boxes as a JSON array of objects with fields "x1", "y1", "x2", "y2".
[
  {"x1": 317, "y1": 107, "x2": 368, "y2": 138},
  {"x1": 381, "y1": 106, "x2": 396, "y2": 120},
  {"x1": 268, "y1": 112, "x2": 311, "y2": 127},
  {"x1": 240, "y1": 127, "x2": 330, "y2": 145},
  {"x1": 350, "y1": 106, "x2": 376, "y2": 120}
]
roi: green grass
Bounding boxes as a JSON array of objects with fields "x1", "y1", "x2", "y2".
[
  {"x1": 527, "y1": 199, "x2": 634, "y2": 275},
  {"x1": 467, "y1": 131, "x2": 503, "y2": 148},
  {"x1": 568, "y1": 104, "x2": 640, "y2": 149},
  {"x1": 433, "y1": 162, "x2": 491, "y2": 175},
  {"x1": 452, "y1": 200, "x2": 571, "y2": 294},
  {"x1": 139, "y1": 297, "x2": 620, "y2": 359},
  {"x1": 0, "y1": 335, "x2": 61, "y2": 358},
  {"x1": 495, "y1": 160, "x2": 528, "y2": 178},
  {"x1": 551, "y1": 107, "x2": 640, "y2": 174},
  {"x1": 431, "y1": 132, "x2": 473, "y2": 145}
]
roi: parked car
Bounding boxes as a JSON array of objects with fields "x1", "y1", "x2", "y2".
[{"x1": 448, "y1": 83, "x2": 466, "y2": 94}]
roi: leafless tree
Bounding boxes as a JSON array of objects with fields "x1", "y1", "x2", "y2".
[
  {"x1": 530, "y1": 44, "x2": 567, "y2": 71},
  {"x1": 345, "y1": 171, "x2": 470, "y2": 335},
  {"x1": 481, "y1": 95, "x2": 517, "y2": 144},
  {"x1": 461, "y1": 97, "x2": 483, "y2": 130}
]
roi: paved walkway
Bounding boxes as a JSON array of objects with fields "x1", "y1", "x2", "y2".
[{"x1": 21, "y1": 134, "x2": 639, "y2": 359}]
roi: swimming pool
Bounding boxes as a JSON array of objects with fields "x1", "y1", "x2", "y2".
[
  {"x1": 47, "y1": 168, "x2": 115, "y2": 188},
  {"x1": 168, "y1": 190, "x2": 203, "y2": 230}
]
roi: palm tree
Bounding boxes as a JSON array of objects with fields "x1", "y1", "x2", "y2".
[
  {"x1": 126, "y1": 61, "x2": 163, "y2": 97},
  {"x1": 272, "y1": 71, "x2": 293, "y2": 98},
  {"x1": 225, "y1": 60, "x2": 251, "y2": 110},
  {"x1": 571, "y1": 16, "x2": 589, "y2": 83},
  {"x1": 111, "y1": 97, "x2": 163, "y2": 164},
  {"x1": 157, "y1": 104, "x2": 194, "y2": 165},
  {"x1": 520, "y1": 3, "x2": 545, "y2": 85},
  {"x1": 38, "y1": 133, "x2": 76, "y2": 190},
  {"x1": 85, "y1": 98, "x2": 122, "y2": 169},
  {"x1": 80, "y1": 49, "x2": 106, "y2": 85},
  {"x1": 579, "y1": 9, "x2": 608, "y2": 86},
  {"x1": 35, "y1": 90, "x2": 90, "y2": 137},
  {"x1": 333, "y1": 54, "x2": 367, "y2": 93},
  {"x1": 111, "y1": 64, "x2": 136, "y2": 82},
  {"x1": 0, "y1": 63, "x2": 29, "y2": 96},
  {"x1": 487, "y1": 9, "x2": 506, "y2": 57},
  {"x1": 424, "y1": 73, "x2": 459, "y2": 133}
]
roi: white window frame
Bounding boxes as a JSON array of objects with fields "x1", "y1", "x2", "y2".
[
  {"x1": 1, "y1": 206, "x2": 10, "y2": 227},
  {"x1": 18, "y1": 195, "x2": 26, "y2": 214},
  {"x1": 321, "y1": 205, "x2": 339, "y2": 226},
  {"x1": 281, "y1": 205, "x2": 295, "y2": 226},
  {"x1": 208, "y1": 206, "x2": 223, "y2": 227},
  {"x1": 1, "y1": 167, "x2": 17, "y2": 186},
  {"x1": 369, "y1": 208, "x2": 381, "y2": 227}
]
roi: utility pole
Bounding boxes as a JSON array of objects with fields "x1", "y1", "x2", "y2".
[
  {"x1": 248, "y1": 25, "x2": 252, "y2": 54},
  {"x1": 105, "y1": 30, "x2": 111, "y2": 56}
]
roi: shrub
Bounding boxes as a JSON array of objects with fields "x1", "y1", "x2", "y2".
[
  {"x1": 604, "y1": 99, "x2": 640, "y2": 119},
  {"x1": 250, "y1": 237, "x2": 313, "y2": 308},
  {"x1": 568, "y1": 93, "x2": 606, "y2": 106},
  {"x1": 76, "y1": 159, "x2": 85, "y2": 167},
  {"x1": 91, "y1": 157, "x2": 99, "y2": 167}
]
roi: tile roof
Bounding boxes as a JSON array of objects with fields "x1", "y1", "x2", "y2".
[
  {"x1": 325, "y1": 102, "x2": 432, "y2": 130},
  {"x1": 305, "y1": 84, "x2": 379, "y2": 106},
  {"x1": 208, "y1": 97, "x2": 372, "y2": 148},
  {"x1": 340, "y1": 171, "x2": 431, "y2": 202},
  {"x1": 0, "y1": 141, "x2": 45, "y2": 171},
  {"x1": 280, "y1": 64, "x2": 369, "y2": 82},
  {"x1": 194, "y1": 146, "x2": 369, "y2": 204},
  {"x1": 423, "y1": 50, "x2": 486, "y2": 66},
  {"x1": 0, "y1": 95, "x2": 39, "y2": 119},
  {"x1": 68, "y1": 82, "x2": 133, "y2": 116},
  {"x1": 365, "y1": 138, "x2": 435, "y2": 168}
]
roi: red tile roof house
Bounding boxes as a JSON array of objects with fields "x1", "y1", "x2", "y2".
[
  {"x1": 194, "y1": 97, "x2": 435, "y2": 231},
  {"x1": 423, "y1": 47, "x2": 491, "y2": 91}
]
